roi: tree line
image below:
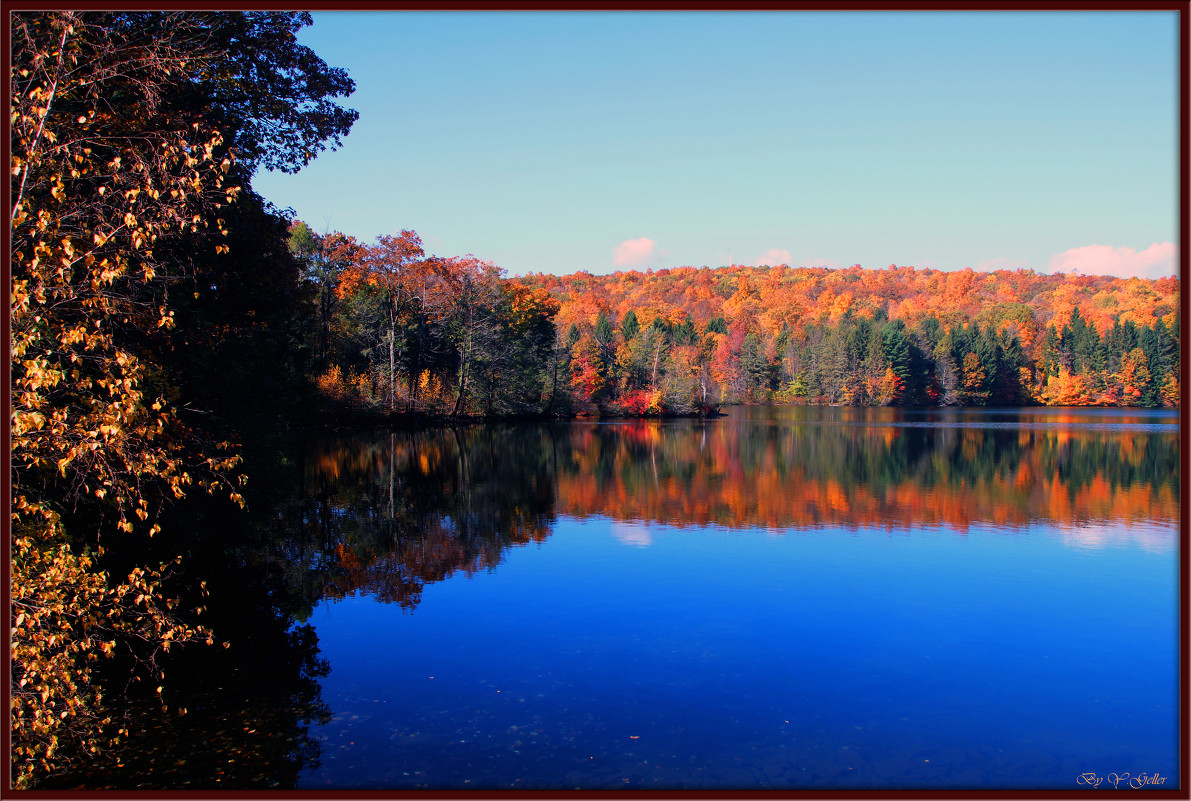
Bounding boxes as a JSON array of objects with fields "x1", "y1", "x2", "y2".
[
  {"x1": 288, "y1": 224, "x2": 560, "y2": 418},
  {"x1": 303, "y1": 237, "x2": 1179, "y2": 416},
  {"x1": 524, "y1": 264, "x2": 1179, "y2": 413}
]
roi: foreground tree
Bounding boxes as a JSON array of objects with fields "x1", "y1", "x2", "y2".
[{"x1": 10, "y1": 11, "x2": 355, "y2": 786}]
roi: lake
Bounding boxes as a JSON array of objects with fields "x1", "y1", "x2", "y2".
[
  {"x1": 76, "y1": 406, "x2": 1180, "y2": 791},
  {"x1": 279, "y1": 406, "x2": 1180, "y2": 790}
]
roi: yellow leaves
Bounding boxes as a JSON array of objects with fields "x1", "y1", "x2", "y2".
[
  {"x1": 11, "y1": 529, "x2": 181, "y2": 786},
  {"x1": 10, "y1": 20, "x2": 256, "y2": 787},
  {"x1": 13, "y1": 411, "x2": 47, "y2": 435},
  {"x1": 20, "y1": 357, "x2": 63, "y2": 393}
]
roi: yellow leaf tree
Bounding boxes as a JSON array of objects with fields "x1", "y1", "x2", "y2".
[{"x1": 10, "y1": 11, "x2": 356, "y2": 786}]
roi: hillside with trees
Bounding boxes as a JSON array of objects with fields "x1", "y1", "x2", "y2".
[
  {"x1": 289, "y1": 225, "x2": 560, "y2": 420},
  {"x1": 519, "y1": 263, "x2": 1179, "y2": 411},
  {"x1": 302, "y1": 246, "x2": 1179, "y2": 416}
]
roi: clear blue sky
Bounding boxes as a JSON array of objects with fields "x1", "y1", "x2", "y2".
[{"x1": 252, "y1": 10, "x2": 1179, "y2": 279}]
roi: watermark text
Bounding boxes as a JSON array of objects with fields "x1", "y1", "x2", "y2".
[{"x1": 1078, "y1": 772, "x2": 1167, "y2": 789}]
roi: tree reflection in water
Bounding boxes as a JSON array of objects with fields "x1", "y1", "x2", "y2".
[
  {"x1": 270, "y1": 425, "x2": 561, "y2": 611},
  {"x1": 48, "y1": 409, "x2": 1177, "y2": 788},
  {"x1": 291, "y1": 409, "x2": 1176, "y2": 613},
  {"x1": 43, "y1": 481, "x2": 334, "y2": 790},
  {"x1": 553, "y1": 411, "x2": 1177, "y2": 535}
]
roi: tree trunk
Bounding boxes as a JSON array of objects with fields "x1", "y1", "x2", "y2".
[
  {"x1": 407, "y1": 308, "x2": 424, "y2": 414},
  {"x1": 319, "y1": 286, "x2": 331, "y2": 364},
  {"x1": 545, "y1": 346, "x2": 559, "y2": 415},
  {"x1": 452, "y1": 323, "x2": 470, "y2": 417},
  {"x1": 388, "y1": 314, "x2": 397, "y2": 414}
]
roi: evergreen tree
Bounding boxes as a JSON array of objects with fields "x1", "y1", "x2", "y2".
[{"x1": 620, "y1": 309, "x2": 640, "y2": 342}]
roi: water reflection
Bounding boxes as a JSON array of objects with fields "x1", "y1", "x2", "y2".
[
  {"x1": 560, "y1": 409, "x2": 1178, "y2": 533},
  {"x1": 55, "y1": 407, "x2": 1177, "y2": 790},
  {"x1": 1057, "y1": 521, "x2": 1175, "y2": 554},
  {"x1": 47, "y1": 483, "x2": 334, "y2": 790},
  {"x1": 267, "y1": 426, "x2": 559, "y2": 611},
  {"x1": 610, "y1": 521, "x2": 654, "y2": 548},
  {"x1": 292, "y1": 408, "x2": 1176, "y2": 609}
]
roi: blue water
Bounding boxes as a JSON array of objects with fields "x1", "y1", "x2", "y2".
[
  {"x1": 298, "y1": 521, "x2": 1177, "y2": 789},
  {"x1": 290, "y1": 407, "x2": 1179, "y2": 790}
]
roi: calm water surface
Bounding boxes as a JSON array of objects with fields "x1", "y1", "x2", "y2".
[{"x1": 279, "y1": 406, "x2": 1178, "y2": 790}]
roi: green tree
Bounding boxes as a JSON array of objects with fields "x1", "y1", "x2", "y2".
[
  {"x1": 620, "y1": 309, "x2": 640, "y2": 342},
  {"x1": 1061, "y1": 308, "x2": 1099, "y2": 375},
  {"x1": 740, "y1": 332, "x2": 771, "y2": 400},
  {"x1": 288, "y1": 223, "x2": 365, "y2": 370},
  {"x1": 674, "y1": 315, "x2": 699, "y2": 346}
]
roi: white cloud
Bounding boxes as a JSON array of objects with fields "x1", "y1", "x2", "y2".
[
  {"x1": 613, "y1": 237, "x2": 657, "y2": 267},
  {"x1": 1048, "y1": 242, "x2": 1177, "y2": 279},
  {"x1": 755, "y1": 248, "x2": 791, "y2": 267}
]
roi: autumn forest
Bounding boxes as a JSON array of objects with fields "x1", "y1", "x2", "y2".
[{"x1": 300, "y1": 224, "x2": 1180, "y2": 417}]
